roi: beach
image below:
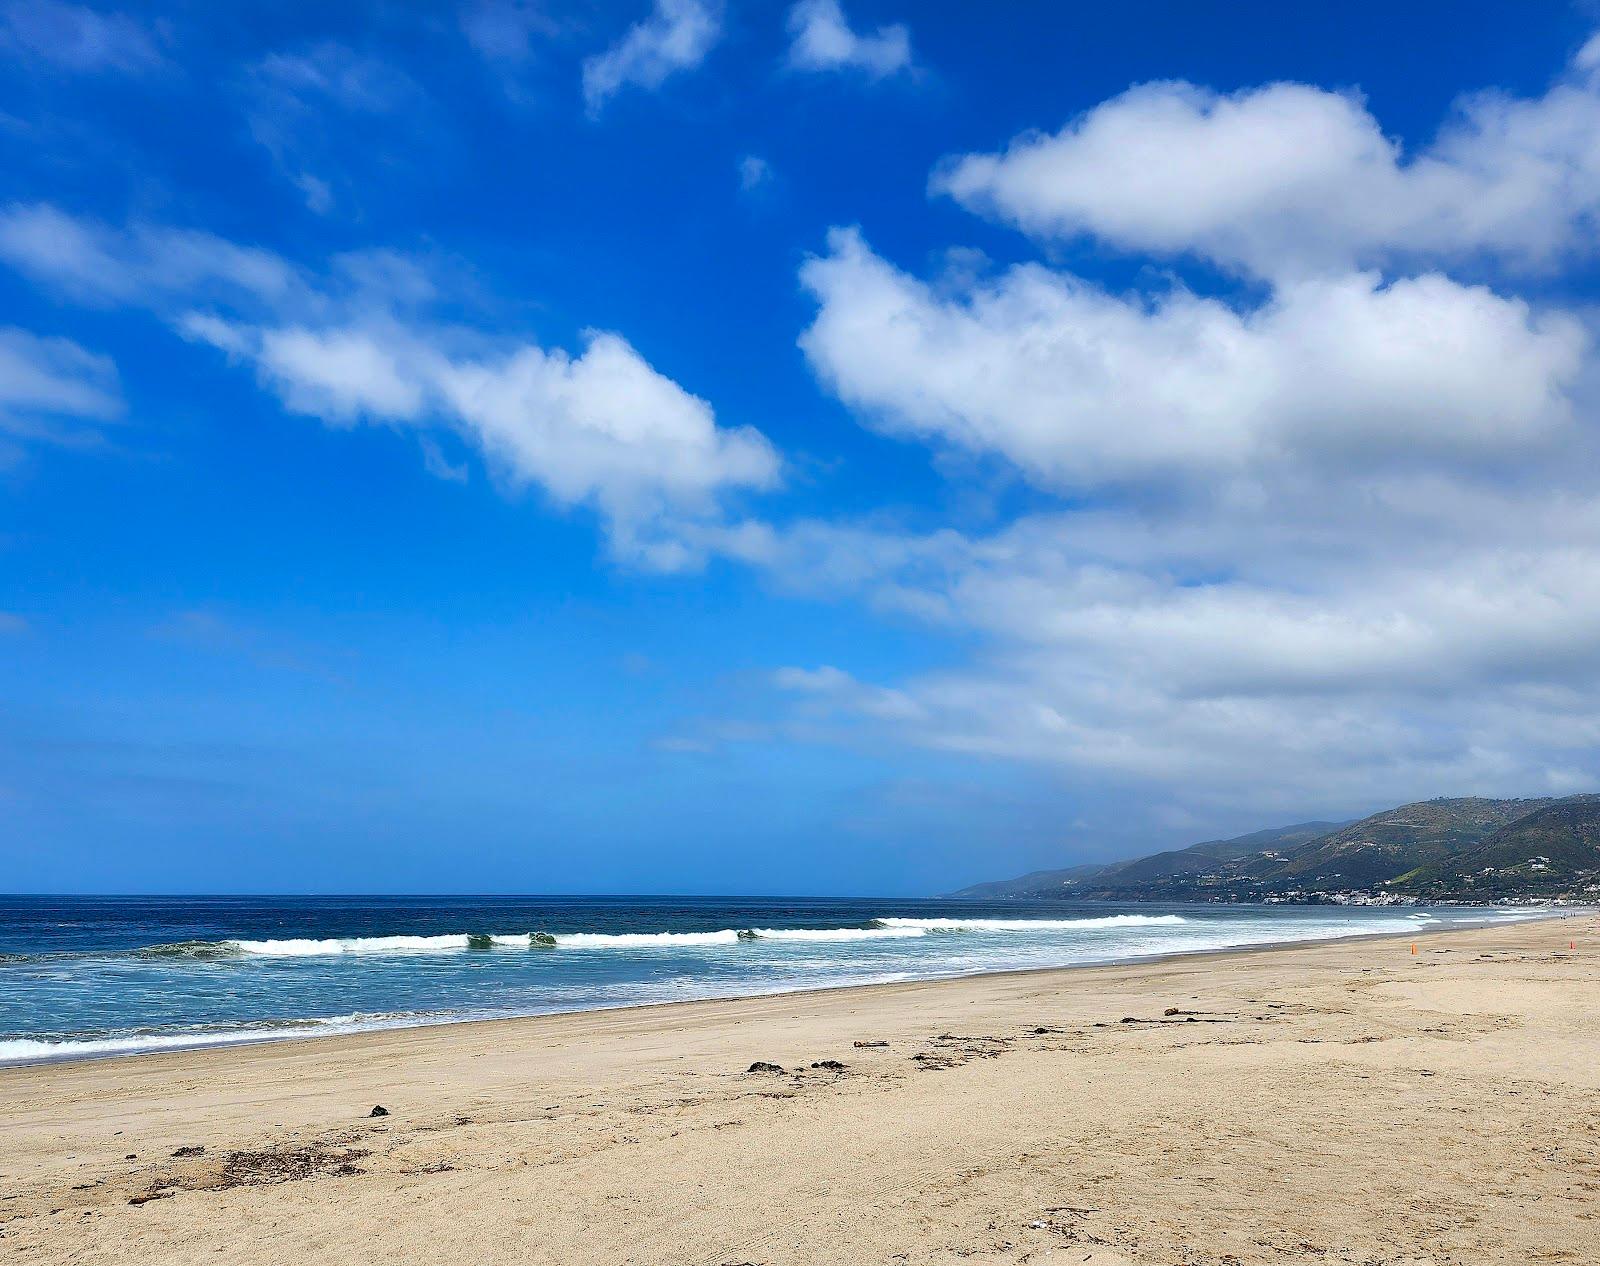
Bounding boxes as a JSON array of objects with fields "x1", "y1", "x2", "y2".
[{"x1": 3, "y1": 913, "x2": 1596, "y2": 1265}]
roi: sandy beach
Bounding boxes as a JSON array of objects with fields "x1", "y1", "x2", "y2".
[{"x1": 3, "y1": 914, "x2": 1597, "y2": 1265}]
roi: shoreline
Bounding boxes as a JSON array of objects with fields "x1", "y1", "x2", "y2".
[
  {"x1": 4, "y1": 912, "x2": 1597, "y2": 1264},
  {"x1": 1, "y1": 904, "x2": 1575, "y2": 1071}
]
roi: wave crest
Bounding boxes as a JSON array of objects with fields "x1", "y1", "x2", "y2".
[
  {"x1": 115, "y1": 914, "x2": 1189, "y2": 961},
  {"x1": 549, "y1": 930, "x2": 743, "y2": 948},
  {"x1": 747, "y1": 926, "x2": 927, "y2": 942},
  {"x1": 135, "y1": 940, "x2": 244, "y2": 959},
  {"x1": 873, "y1": 915, "x2": 1188, "y2": 932}
]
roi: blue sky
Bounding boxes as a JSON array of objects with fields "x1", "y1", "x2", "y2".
[{"x1": 4, "y1": 1, "x2": 1600, "y2": 895}]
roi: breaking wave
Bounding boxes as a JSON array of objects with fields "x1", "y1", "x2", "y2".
[
  {"x1": 136, "y1": 939, "x2": 246, "y2": 959},
  {"x1": 8, "y1": 916, "x2": 1221, "y2": 964},
  {"x1": 106, "y1": 917, "x2": 1197, "y2": 960},
  {"x1": 747, "y1": 925, "x2": 928, "y2": 942},
  {"x1": 548, "y1": 930, "x2": 743, "y2": 949},
  {"x1": 873, "y1": 915, "x2": 1188, "y2": 932}
]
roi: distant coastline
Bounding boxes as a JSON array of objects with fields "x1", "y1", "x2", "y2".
[{"x1": 950, "y1": 794, "x2": 1600, "y2": 905}]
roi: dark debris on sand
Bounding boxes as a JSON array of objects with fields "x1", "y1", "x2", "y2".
[
  {"x1": 216, "y1": 1146, "x2": 370, "y2": 1188},
  {"x1": 130, "y1": 1143, "x2": 371, "y2": 1204}
]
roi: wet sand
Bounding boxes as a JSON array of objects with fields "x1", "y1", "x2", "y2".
[{"x1": 3, "y1": 913, "x2": 1597, "y2": 1265}]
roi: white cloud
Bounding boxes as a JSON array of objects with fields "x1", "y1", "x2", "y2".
[
  {"x1": 785, "y1": 0, "x2": 911, "y2": 79},
  {"x1": 582, "y1": 0, "x2": 721, "y2": 115},
  {"x1": 460, "y1": 1, "x2": 568, "y2": 104},
  {"x1": 0, "y1": 203, "x2": 298, "y2": 308},
  {"x1": 739, "y1": 154, "x2": 772, "y2": 192},
  {"x1": 769, "y1": 29, "x2": 1600, "y2": 813},
  {"x1": 2, "y1": 206, "x2": 780, "y2": 566},
  {"x1": 935, "y1": 38, "x2": 1600, "y2": 279},
  {"x1": 774, "y1": 664, "x2": 855, "y2": 692},
  {"x1": 189, "y1": 317, "x2": 781, "y2": 566},
  {"x1": 799, "y1": 228, "x2": 1586, "y2": 490},
  {"x1": 460, "y1": 0, "x2": 558, "y2": 65},
  {"x1": 250, "y1": 326, "x2": 430, "y2": 422},
  {"x1": 737, "y1": 493, "x2": 1600, "y2": 810},
  {"x1": 242, "y1": 44, "x2": 424, "y2": 215},
  {"x1": 181, "y1": 313, "x2": 779, "y2": 532},
  {"x1": 0, "y1": 0, "x2": 163, "y2": 74},
  {"x1": 419, "y1": 435, "x2": 469, "y2": 483},
  {"x1": 0, "y1": 325, "x2": 122, "y2": 444}
]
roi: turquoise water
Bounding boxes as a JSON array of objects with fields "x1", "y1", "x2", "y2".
[{"x1": 0, "y1": 895, "x2": 1543, "y2": 1063}]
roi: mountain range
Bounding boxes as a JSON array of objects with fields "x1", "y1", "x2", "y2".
[{"x1": 948, "y1": 795, "x2": 1600, "y2": 903}]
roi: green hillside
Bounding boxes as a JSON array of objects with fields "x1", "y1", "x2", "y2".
[
  {"x1": 946, "y1": 796, "x2": 1598, "y2": 903},
  {"x1": 1390, "y1": 797, "x2": 1600, "y2": 900}
]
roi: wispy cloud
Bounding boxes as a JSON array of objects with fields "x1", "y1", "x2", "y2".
[
  {"x1": 0, "y1": 202, "x2": 298, "y2": 308},
  {"x1": 0, "y1": 0, "x2": 165, "y2": 75},
  {"x1": 0, "y1": 325, "x2": 123, "y2": 450},
  {"x1": 581, "y1": 0, "x2": 721, "y2": 116},
  {"x1": 738, "y1": 154, "x2": 773, "y2": 193},
  {"x1": 241, "y1": 43, "x2": 426, "y2": 214},
  {"x1": 460, "y1": 0, "x2": 559, "y2": 65},
  {"x1": 149, "y1": 610, "x2": 350, "y2": 684}
]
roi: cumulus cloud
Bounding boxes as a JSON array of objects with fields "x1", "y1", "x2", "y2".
[
  {"x1": 581, "y1": 0, "x2": 721, "y2": 115},
  {"x1": 800, "y1": 228, "x2": 1586, "y2": 489},
  {"x1": 194, "y1": 316, "x2": 781, "y2": 567},
  {"x1": 182, "y1": 313, "x2": 780, "y2": 559},
  {"x1": 1, "y1": 205, "x2": 779, "y2": 565},
  {"x1": 935, "y1": 36, "x2": 1600, "y2": 278},
  {"x1": 0, "y1": 325, "x2": 122, "y2": 445},
  {"x1": 785, "y1": 0, "x2": 912, "y2": 79},
  {"x1": 0, "y1": 0, "x2": 163, "y2": 74},
  {"x1": 769, "y1": 34, "x2": 1600, "y2": 814}
]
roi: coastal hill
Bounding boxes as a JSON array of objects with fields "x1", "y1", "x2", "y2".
[{"x1": 949, "y1": 796, "x2": 1600, "y2": 903}]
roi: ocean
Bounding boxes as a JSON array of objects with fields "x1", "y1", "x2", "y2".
[{"x1": 0, "y1": 894, "x2": 1546, "y2": 1064}]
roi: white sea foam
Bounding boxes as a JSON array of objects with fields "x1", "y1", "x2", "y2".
[
  {"x1": 0, "y1": 1015, "x2": 374, "y2": 1064},
  {"x1": 145, "y1": 918, "x2": 1198, "y2": 958},
  {"x1": 875, "y1": 914, "x2": 1188, "y2": 932},
  {"x1": 134, "y1": 909, "x2": 1492, "y2": 962},
  {"x1": 550, "y1": 929, "x2": 744, "y2": 948},
  {"x1": 234, "y1": 934, "x2": 480, "y2": 956},
  {"x1": 748, "y1": 926, "x2": 928, "y2": 941}
]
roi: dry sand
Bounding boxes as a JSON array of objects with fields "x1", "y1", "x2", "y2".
[{"x1": 2, "y1": 914, "x2": 1597, "y2": 1265}]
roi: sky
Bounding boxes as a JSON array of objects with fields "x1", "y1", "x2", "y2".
[{"x1": 4, "y1": 1, "x2": 1600, "y2": 896}]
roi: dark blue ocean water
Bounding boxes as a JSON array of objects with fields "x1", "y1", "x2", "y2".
[{"x1": 0, "y1": 894, "x2": 1539, "y2": 1063}]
